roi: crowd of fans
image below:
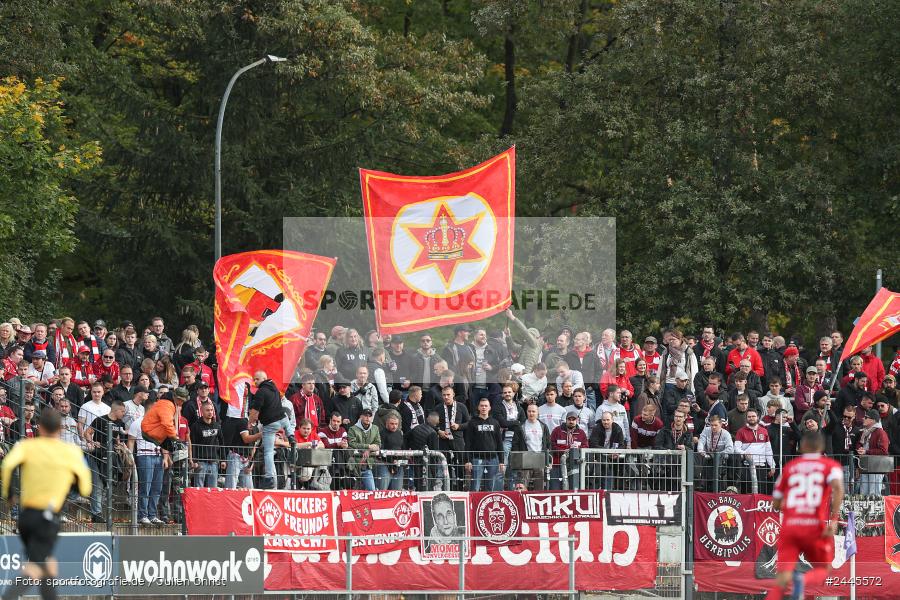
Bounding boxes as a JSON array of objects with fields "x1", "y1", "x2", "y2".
[{"x1": 1, "y1": 311, "x2": 898, "y2": 525}]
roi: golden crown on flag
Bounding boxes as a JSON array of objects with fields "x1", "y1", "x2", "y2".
[{"x1": 424, "y1": 215, "x2": 466, "y2": 260}]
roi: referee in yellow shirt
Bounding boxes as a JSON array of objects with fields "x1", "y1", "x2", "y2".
[{"x1": 0, "y1": 409, "x2": 91, "y2": 600}]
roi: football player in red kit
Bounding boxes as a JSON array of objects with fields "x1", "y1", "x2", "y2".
[{"x1": 765, "y1": 431, "x2": 844, "y2": 600}]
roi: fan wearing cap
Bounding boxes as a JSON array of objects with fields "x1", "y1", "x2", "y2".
[
  {"x1": 855, "y1": 409, "x2": 889, "y2": 494},
  {"x1": 548, "y1": 407, "x2": 588, "y2": 489},
  {"x1": 325, "y1": 375, "x2": 363, "y2": 428},
  {"x1": 25, "y1": 349, "x2": 57, "y2": 388},
  {"x1": 780, "y1": 345, "x2": 805, "y2": 397},
  {"x1": 67, "y1": 344, "x2": 97, "y2": 389},
  {"x1": 347, "y1": 407, "x2": 381, "y2": 491},
  {"x1": 794, "y1": 365, "x2": 824, "y2": 414}
]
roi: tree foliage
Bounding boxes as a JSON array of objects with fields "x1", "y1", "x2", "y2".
[{"x1": 0, "y1": 0, "x2": 896, "y2": 339}]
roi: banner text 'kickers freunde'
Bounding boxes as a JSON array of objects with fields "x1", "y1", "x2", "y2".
[{"x1": 360, "y1": 148, "x2": 515, "y2": 334}]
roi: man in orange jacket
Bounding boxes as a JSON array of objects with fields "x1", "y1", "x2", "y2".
[{"x1": 142, "y1": 387, "x2": 188, "y2": 452}]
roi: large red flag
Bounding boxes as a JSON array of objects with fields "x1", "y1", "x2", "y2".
[
  {"x1": 360, "y1": 148, "x2": 515, "y2": 334},
  {"x1": 840, "y1": 287, "x2": 900, "y2": 361},
  {"x1": 214, "y1": 250, "x2": 335, "y2": 409}
]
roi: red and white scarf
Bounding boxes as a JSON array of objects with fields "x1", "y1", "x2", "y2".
[
  {"x1": 700, "y1": 338, "x2": 715, "y2": 358},
  {"x1": 54, "y1": 330, "x2": 77, "y2": 367}
]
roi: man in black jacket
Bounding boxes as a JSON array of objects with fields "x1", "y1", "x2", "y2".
[
  {"x1": 399, "y1": 386, "x2": 426, "y2": 435},
  {"x1": 326, "y1": 376, "x2": 362, "y2": 428},
  {"x1": 386, "y1": 335, "x2": 414, "y2": 391},
  {"x1": 406, "y1": 411, "x2": 441, "y2": 491},
  {"x1": 588, "y1": 411, "x2": 626, "y2": 489},
  {"x1": 376, "y1": 413, "x2": 406, "y2": 490},
  {"x1": 758, "y1": 334, "x2": 786, "y2": 387},
  {"x1": 464, "y1": 398, "x2": 504, "y2": 491},
  {"x1": 437, "y1": 385, "x2": 469, "y2": 490},
  {"x1": 248, "y1": 371, "x2": 293, "y2": 489}
]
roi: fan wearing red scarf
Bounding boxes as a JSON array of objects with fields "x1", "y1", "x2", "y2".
[
  {"x1": 67, "y1": 345, "x2": 97, "y2": 389},
  {"x1": 289, "y1": 373, "x2": 326, "y2": 434}
]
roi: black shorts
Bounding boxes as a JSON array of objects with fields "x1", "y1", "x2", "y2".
[{"x1": 18, "y1": 508, "x2": 60, "y2": 564}]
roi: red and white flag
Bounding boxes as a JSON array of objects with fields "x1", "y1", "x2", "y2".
[
  {"x1": 359, "y1": 149, "x2": 515, "y2": 334},
  {"x1": 214, "y1": 250, "x2": 335, "y2": 409},
  {"x1": 337, "y1": 491, "x2": 421, "y2": 555}
]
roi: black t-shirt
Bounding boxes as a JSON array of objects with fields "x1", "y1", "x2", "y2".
[
  {"x1": 222, "y1": 416, "x2": 253, "y2": 457},
  {"x1": 90, "y1": 415, "x2": 127, "y2": 461},
  {"x1": 190, "y1": 419, "x2": 224, "y2": 461}
]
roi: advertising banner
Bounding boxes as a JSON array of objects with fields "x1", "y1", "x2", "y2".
[
  {"x1": 605, "y1": 492, "x2": 682, "y2": 526},
  {"x1": 521, "y1": 491, "x2": 604, "y2": 521},
  {"x1": 0, "y1": 534, "x2": 115, "y2": 597},
  {"x1": 116, "y1": 536, "x2": 264, "y2": 596},
  {"x1": 337, "y1": 490, "x2": 421, "y2": 555}
]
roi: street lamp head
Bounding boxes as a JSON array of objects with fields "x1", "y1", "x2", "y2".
[{"x1": 266, "y1": 55, "x2": 288, "y2": 63}]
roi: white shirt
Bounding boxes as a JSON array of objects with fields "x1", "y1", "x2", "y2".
[
  {"x1": 522, "y1": 420, "x2": 544, "y2": 452},
  {"x1": 521, "y1": 373, "x2": 547, "y2": 400},
  {"x1": 538, "y1": 403, "x2": 567, "y2": 431},
  {"x1": 60, "y1": 415, "x2": 85, "y2": 449},
  {"x1": 129, "y1": 417, "x2": 159, "y2": 455},
  {"x1": 556, "y1": 370, "x2": 585, "y2": 391},
  {"x1": 599, "y1": 400, "x2": 630, "y2": 444},
  {"x1": 123, "y1": 400, "x2": 145, "y2": 429},
  {"x1": 26, "y1": 362, "x2": 56, "y2": 383},
  {"x1": 78, "y1": 400, "x2": 110, "y2": 428}
]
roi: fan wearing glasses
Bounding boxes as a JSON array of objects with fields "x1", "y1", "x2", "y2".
[
  {"x1": 304, "y1": 332, "x2": 330, "y2": 370},
  {"x1": 96, "y1": 351, "x2": 121, "y2": 385}
]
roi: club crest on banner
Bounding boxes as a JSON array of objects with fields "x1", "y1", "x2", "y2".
[
  {"x1": 394, "y1": 197, "x2": 496, "y2": 296},
  {"x1": 256, "y1": 495, "x2": 283, "y2": 531},
  {"x1": 352, "y1": 503, "x2": 373, "y2": 532},
  {"x1": 393, "y1": 499, "x2": 413, "y2": 528},
  {"x1": 474, "y1": 494, "x2": 521, "y2": 544},
  {"x1": 756, "y1": 516, "x2": 780, "y2": 547}
]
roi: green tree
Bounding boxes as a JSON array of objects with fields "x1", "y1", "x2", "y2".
[{"x1": 0, "y1": 76, "x2": 101, "y2": 319}]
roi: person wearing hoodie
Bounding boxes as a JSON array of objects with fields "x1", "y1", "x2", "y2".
[
  {"x1": 248, "y1": 371, "x2": 293, "y2": 490},
  {"x1": 549, "y1": 408, "x2": 589, "y2": 490},
  {"x1": 858, "y1": 346, "x2": 885, "y2": 391},
  {"x1": 632, "y1": 374, "x2": 663, "y2": 420},
  {"x1": 757, "y1": 378, "x2": 793, "y2": 422},
  {"x1": 599, "y1": 385, "x2": 630, "y2": 446},
  {"x1": 464, "y1": 397, "x2": 505, "y2": 492},
  {"x1": 855, "y1": 410, "x2": 890, "y2": 495},
  {"x1": 348, "y1": 408, "x2": 381, "y2": 491},
  {"x1": 350, "y1": 366, "x2": 380, "y2": 414},
  {"x1": 661, "y1": 370, "x2": 691, "y2": 421}
]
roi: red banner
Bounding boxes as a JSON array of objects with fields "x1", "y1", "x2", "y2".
[
  {"x1": 266, "y1": 519, "x2": 657, "y2": 592},
  {"x1": 841, "y1": 287, "x2": 900, "y2": 361},
  {"x1": 182, "y1": 488, "x2": 338, "y2": 553},
  {"x1": 359, "y1": 149, "x2": 515, "y2": 334},
  {"x1": 696, "y1": 537, "x2": 898, "y2": 597},
  {"x1": 886, "y1": 495, "x2": 900, "y2": 569},
  {"x1": 693, "y1": 492, "x2": 759, "y2": 561},
  {"x1": 214, "y1": 250, "x2": 335, "y2": 408},
  {"x1": 470, "y1": 492, "x2": 524, "y2": 545},
  {"x1": 337, "y1": 490, "x2": 420, "y2": 555}
]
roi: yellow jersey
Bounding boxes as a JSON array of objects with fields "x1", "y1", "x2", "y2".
[{"x1": 1, "y1": 436, "x2": 92, "y2": 512}]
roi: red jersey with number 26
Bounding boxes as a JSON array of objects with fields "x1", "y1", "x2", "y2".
[{"x1": 773, "y1": 453, "x2": 842, "y2": 530}]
